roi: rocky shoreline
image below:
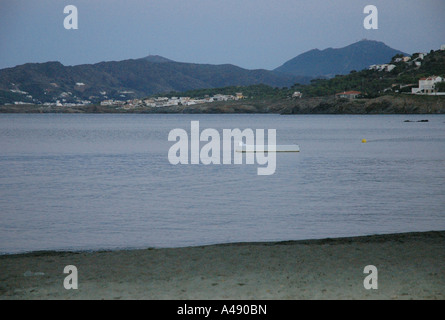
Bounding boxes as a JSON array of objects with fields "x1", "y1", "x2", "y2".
[
  {"x1": 284, "y1": 95, "x2": 445, "y2": 114},
  {"x1": 1, "y1": 95, "x2": 444, "y2": 114}
]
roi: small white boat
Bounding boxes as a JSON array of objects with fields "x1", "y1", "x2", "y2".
[{"x1": 236, "y1": 143, "x2": 300, "y2": 153}]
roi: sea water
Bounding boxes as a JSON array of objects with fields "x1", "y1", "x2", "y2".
[{"x1": 0, "y1": 113, "x2": 444, "y2": 254}]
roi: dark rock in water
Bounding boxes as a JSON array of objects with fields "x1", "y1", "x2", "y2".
[
  {"x1": 404, "y1": 120, "x2": 413, "y2": 122},
  {"x1": 417, "y1": 120, "x2": 429, "y2": 122}
]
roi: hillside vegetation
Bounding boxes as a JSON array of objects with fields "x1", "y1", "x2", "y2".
[
  {"x1": 163, "y1": 49, "x2": 445, "y2": 100},
  {"x1": 297, "y1": 49, "x2": 445, "y2": 97}
]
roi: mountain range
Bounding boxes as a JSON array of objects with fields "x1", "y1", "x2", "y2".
[
  {"x1": 0, "y1": 40, "x2": 407, "y2": 104},
  {"x1": 0, "y1": 58, "x2": 308, "y2": 104}
]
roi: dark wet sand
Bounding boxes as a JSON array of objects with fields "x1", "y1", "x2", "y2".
[{"x1": 1, "y1": 231, "x2": 444, "y2": 300}]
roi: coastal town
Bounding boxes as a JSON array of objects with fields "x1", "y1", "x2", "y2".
[
  {"x1": 100, "y1": 92, "x2": 246, "y2": 110},
  {"x1": 2, "y1": 45, "x2": 445, "y2": 108}
]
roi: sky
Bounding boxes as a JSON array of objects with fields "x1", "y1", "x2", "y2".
[{"x1": 0, "y1": 0, "x2": 444, "y2": 70}]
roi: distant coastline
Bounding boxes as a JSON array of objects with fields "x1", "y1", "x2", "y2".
[{"x1": 1, "y1": 95, "x2": 444, "y2": 115}]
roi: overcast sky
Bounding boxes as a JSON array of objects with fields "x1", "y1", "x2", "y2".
[{"x1": 0, "y1": 0, "x2": 444, "y2": 70}]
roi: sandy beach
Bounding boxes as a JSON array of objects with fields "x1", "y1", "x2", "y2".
[{"x1": 0, "y1": 231, "x2": 444, "y2": 300}]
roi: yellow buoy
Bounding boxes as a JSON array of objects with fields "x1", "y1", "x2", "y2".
[{"x1": 362, "y1": 139, "x2": 367, "y2": 143}]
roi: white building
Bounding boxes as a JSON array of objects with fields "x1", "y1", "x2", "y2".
[
  {"x1": 369, "y1": 64, "x2": 395, "y2": 72},
  {"x1": 386, "y1": 64, "x2": 396, "y2": 72},
  {"x1": 412, "y1": 76, "x2": 443, "y2": 94},
  {"x1": 100, "y1": 100, "x2": 115, "y2": 106},
  {"x1": 213, "y1": 94, "x2": 230, "y2": 101}
]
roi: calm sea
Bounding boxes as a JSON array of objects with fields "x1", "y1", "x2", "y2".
[{"x1": 1, "y1": 114, "x2": 444, "y2": 254}]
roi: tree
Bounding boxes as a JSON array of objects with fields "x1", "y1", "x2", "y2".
[{"x1": 435, "y1": 81, "x2": 445, "y2": 92}]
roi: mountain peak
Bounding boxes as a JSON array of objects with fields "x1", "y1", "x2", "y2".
[
  {"x1": 275, "y1": 40, "x2": 407, "y2": 77},
  {"x1": 142, "y1": 55, "x2": 175, "y2": 63}
]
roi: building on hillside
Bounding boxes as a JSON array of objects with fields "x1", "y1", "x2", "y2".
[
  {"x1": 213, "y1": 94, "x2": 229, "y2": 101},
  {"x1": 100, "y1": 99, "x2": 114, "y2": 106},
  {"x1": 335, "y1": 91, "x2": 361, "y2": 99},
  {"x1": 411, "y1": 76, "x2": 444, "y2": 94},
  {"x1": 235, "y1": 92, "x2": 244, "y2": 100},
  {"x1": 368, "y1": 64, "x2": 395, "y2": 72},
  {"x1": 292, "y1": 91, "x2": 302, "y2": 98},
  {"x1": 385, "y1": 64, "x2": 396, "y2": 72}
]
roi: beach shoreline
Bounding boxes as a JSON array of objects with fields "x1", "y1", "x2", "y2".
[{"x1": 1, "y1": 231, "x2": 444, "y2": 300}]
